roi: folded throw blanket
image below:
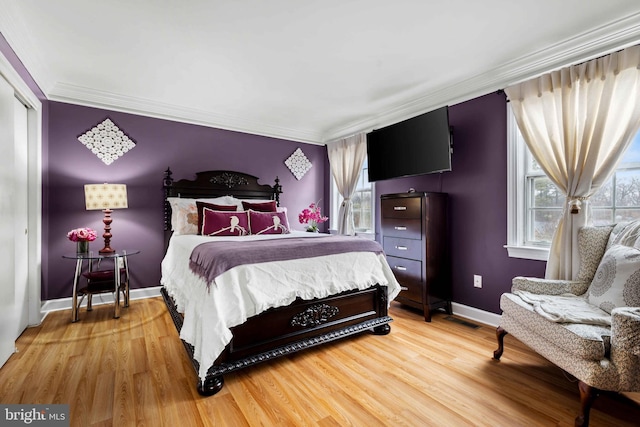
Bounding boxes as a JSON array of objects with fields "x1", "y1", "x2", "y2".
[{"x1": 514, "y1": 290, "x2": 611, "y2": 326}]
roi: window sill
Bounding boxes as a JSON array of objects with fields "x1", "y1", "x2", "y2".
[
  {"x1": 504, "y1": 245, "x2": 549, "y2": 261},
  {"x1": 328, "y1": 229, "x2": 375, "y2": 240}
]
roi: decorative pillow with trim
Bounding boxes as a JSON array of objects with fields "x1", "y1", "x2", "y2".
[
  {"x1": 201, "y1": 209, "x2": 249, "y2": 236},
  {"x1": 249, "y1": 210, "x2": 290, "y2": 235},
  {"x1": 167, "y1": 196, "x2": 235, "y2": 235},
  {"x1": 241, "y1": 200, "x2": 277, "y2": 212},
  {"x1": 195, "y1": 201, "x2": 237, "y2": 234},
  {"x1": 588, "y1": 244, "x2": 640, "y2": 313}
]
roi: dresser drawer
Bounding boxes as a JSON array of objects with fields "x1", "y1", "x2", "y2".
[
  {"x1": 386, "y1": 256, "x2": 422, "y2": 282},
  {"x1": 381, "y1": 197, "x2": 422, "y2": 219},
  {"x1": 383, "y1": 236, "x2": 422, "y2": 260},
  {"x1": 387, "y1": 256, "x2": 423, "y2": 303},
  {"x1": 381, "y1": 218, "x2": 422, "y2": 240}
]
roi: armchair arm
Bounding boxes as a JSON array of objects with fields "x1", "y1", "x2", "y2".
[
  {"x1": 511, "y1": 276, "x2": 590, "y2": 296},
  {"x1": 611, "y1": 307, "x2": 640, "y2": 390}
]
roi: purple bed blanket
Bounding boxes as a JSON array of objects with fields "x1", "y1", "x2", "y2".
[{"x1": 189, "y1": 235, "x2": 384, "y2": 286}]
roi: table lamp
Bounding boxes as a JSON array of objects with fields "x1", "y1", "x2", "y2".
[{"x1": 84, "y1": 183, "x2": 128, "y2": 253}]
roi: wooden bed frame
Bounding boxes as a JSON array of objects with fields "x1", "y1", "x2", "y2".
[{"x1": 161, "y1": 168, "x2": 392, "y2": 395}]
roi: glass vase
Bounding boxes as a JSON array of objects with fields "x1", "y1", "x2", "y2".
[{"x1": 76, "y1": 241, "x2": 89, "y2": 254}]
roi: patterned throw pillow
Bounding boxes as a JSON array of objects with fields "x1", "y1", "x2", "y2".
[
  {"x1": 201, "y1": 209, "x2": 249, "y2": 236},
  {"x1": 241, "y1": 200, "x2": 277, "y2": 212},
  {"x1": 588, "y1": 244, "x2": 640, "y2": 313},
  {"x1": 249, "y1": 210, "x2": 290, "y2": 235},
  {"x1": 167, "y1": 196, "x2": 237, "y2": 235},
  {"x1": 195, "y1": 201, "x2": 237, "y2": 234}
]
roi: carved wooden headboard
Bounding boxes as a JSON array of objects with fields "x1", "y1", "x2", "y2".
[{"x1": 162, "y1": 168, "x2": 283, "y2": 233}]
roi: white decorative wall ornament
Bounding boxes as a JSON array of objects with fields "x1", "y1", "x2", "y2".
[
  {"x1": 285, "y1": 148, "x2": 312, "y2": 180},
  {"x1": 78, "y1": 118, "x2": 136, "y2": 165}
]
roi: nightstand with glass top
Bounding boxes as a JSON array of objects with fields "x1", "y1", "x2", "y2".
[{"x1": 62, "y1": 249, "x2": 140, "y2": 322}]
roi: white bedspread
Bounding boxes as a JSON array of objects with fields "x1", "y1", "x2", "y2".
[
  {"x1": 513, "y1": 290, "x2": 611, "y2": 326},
  {"x1": 161, "y1": 231, "x2": 401, "y2": 381}
]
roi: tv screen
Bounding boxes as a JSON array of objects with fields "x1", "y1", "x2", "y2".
[{"x1": 367, "y1": 106, "x2": 452, "y2": 182}]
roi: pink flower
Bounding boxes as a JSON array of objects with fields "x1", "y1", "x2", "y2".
[
  {"x1": 67, "y1": 227, "x2": 97, "y2": 242},
  {"x1": 298, "y1": 201, "x2": 328, "y2": 231}
]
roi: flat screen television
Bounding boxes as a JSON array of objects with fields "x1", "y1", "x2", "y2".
[{"x1": 367, "y1": 106, "x2": 452, "y2": 182}]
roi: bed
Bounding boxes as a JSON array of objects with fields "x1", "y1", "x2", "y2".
[{"x1": 160, "y1": 168, "x2": 401, "y2": 395}]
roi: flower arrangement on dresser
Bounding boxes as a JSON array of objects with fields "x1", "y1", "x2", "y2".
[{"x1": 298, "y1": 202, "x2": 328, "y2": 232}]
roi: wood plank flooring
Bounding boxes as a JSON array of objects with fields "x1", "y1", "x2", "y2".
[{"x1": 1, "y1": 297, "x2": 639, "y2": 426}]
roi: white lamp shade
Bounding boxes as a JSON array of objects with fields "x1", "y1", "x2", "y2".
[{"x1": 84, "y1": 183, "x2": 128, "y2": 210}]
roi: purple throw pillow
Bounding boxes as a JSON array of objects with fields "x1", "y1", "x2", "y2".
[
  {"x1": 249, "y1": 210, "x2": 290, "y2": 235},
  {"x1": 241, "y1": 200, "x2": 277, "y2": 212},
  {"x1": 196, "y1": 201, "x2": 238, "y2": 234},
  {"x1": 202, "y1": 209, "x2": 249, "y2": 236}
]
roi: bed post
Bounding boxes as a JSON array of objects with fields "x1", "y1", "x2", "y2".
[
  {"x1": 163, "y1": 168, "x2": 174, "y2": 230},
  {"x1": 273, "y1": 176, "x2": 282, "y2": 206}
]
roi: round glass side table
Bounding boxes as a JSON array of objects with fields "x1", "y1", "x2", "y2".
[{"x1": 62, "y1": 249, "x2": 140, "y2": 322}]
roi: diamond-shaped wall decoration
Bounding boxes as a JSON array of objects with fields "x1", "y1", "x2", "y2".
[
  {"x1": 285, "y1": 148, "x2": 312, "y2": 180},
  {"x1": 78, "y1": 118, "x2": 136, "y2": 165}
]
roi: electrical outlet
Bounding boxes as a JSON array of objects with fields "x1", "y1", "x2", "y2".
[
  {"x1": 473, "y1": 274, "x2": 482, "y2": 288},
  {"x1": 118, "y1": 257, "x2": 124, "y2": 269}
]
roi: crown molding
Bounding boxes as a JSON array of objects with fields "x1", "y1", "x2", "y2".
[
  {"x1": 322, "y1": 11, "x2": 640, "y2": 142},
  {"x1": 49, "y1": 82, "x2": 325, "y2": 145}
]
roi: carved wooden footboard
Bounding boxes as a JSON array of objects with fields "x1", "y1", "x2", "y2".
[{"x1": 161, "y1": 285, "x2": 392, "y2": 395}]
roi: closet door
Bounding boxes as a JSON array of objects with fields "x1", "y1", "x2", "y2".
[
  {"x1": 0, "y1": 74, "x2": 17, "y2": 365},
  {"x1": 14, "y1": 96, "x2": 29, "y2": 336}
]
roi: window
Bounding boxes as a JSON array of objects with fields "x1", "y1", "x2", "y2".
[
  {"x1": 506, "y1": 105, "x2": 640, "y2": 260},
  {"x1": 330, "y1": 157, "x2": 374, "y2": 235}
]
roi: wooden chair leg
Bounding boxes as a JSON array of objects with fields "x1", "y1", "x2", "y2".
[
  {"x1": 493, "y1": 326, "x2": 507, "y2": 360},
  {"x1": 575, "y1": 381, "x2": 597, "y2": 427}
]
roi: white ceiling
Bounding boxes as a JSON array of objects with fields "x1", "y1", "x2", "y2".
[{"x1": 2, "y1": 1, "x2": 640, "y2": 144}]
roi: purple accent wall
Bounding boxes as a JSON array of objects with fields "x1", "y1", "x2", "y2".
[
  {"x1": 45, "y1": 101, "x2": 329, "y2": 299},
  {"x1": 375, "y1": 92, "x2": 546, "y2": 313}
]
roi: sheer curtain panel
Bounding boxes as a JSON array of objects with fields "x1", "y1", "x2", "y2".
[
  {"x1": 506, "y1": 45, "x2": 640, "y2": 280},
  {"x1": 327, "y1": 133, "x2": 367, "y2": 235}
]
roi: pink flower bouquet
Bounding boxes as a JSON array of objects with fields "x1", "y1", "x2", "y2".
[
  {"x1": 298, "y1": 202, "x2": 328, "y2": 232},
  {"x1": 67, "y1": 227, "x2": 97, "y2": 242}
]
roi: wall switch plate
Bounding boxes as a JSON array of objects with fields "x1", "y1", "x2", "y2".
[{"x1": 473, "y1": 274, "x2": 482, "y2": 288}]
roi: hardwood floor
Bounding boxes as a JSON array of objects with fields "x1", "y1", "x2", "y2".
[{"x1": 1, "y1": 297, "x2": 639, "y2": 426}]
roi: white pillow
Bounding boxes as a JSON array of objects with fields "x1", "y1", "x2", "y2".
[
  {"x1": 588, "y1": 244, "x2": 640, "y2": 313},
  {"x1": 167, "y1": 196, "x2": 236, "y2": 235}
]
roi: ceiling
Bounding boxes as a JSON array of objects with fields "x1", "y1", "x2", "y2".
[{"x1": 2, "y1": 1, "x2": 640, "y2": 145}]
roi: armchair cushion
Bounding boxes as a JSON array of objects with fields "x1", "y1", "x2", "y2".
[
  {"x1": 511, "y1": 276, "x2": 589, "y2": 296},
  {"x1": 588, "y1": 244, "x2": 640, "y2": 313}
]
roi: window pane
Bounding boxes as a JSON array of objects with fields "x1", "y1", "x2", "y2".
[
  {"x1": 591, "y1": 209, "x2": 613, "y2": 225},
  {"x1": 612, "y1": 208, "x2": 640, "y2": 223},
  {"x1": 530, "y1": 209, "x2": 562, "y2": 243},
  {"x1": 614, "y1": 170, "x2": 640, "y2": 207},
  {"x1": 591, "y1": 182, "x2": 613, "y2": 207},
  {"x1": 531, "y1": 177, "x2": 564, "y2": 208}
]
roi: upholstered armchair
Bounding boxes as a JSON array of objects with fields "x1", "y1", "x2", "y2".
[{"x1": 494, "y1": 221, "x2": 640, "y2": 427}]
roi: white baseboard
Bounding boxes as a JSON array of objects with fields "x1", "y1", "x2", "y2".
[
  {"x1": 451, "y1": 302, "x2": 501, "y2": 327},
  {"x1": 39, "y1": 286, "x2": 162, "y2": 322}
]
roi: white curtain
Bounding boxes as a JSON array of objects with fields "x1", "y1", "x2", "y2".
[
  {"x1": 327, "y1": 133, "x2": 367, "y2": 235},
  {"x1": 506, "y1": 45, "x2": 640, "y2": 280}
]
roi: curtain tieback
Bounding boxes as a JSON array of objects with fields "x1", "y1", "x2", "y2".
[
  {"x1": 568, "y1": 196, "x2": 589, "y2": 214},
  {"x1": 341, "y1": 198, "x2": 352, "y2": 207}
]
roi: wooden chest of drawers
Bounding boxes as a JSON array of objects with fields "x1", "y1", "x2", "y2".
[{"x1": 381, "y1": 192, "x2": 451, "y2": 322}]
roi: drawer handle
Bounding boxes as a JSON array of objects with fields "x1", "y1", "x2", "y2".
[
  {"x1": 394, "y1": 226, "x2": 407, "y2": 231},
  {"x1": 400, "y1": 286, "x2": 409, "y2": 291},
  {"x1": 395, "y1": 245, "x2": 408, "y2": 250},
  {"x1": 393, "y1": 206, "x2": 407, "y2": 211},
  {"x1": 395, "y1": 266, "x2": 407, "y2": 271}
]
